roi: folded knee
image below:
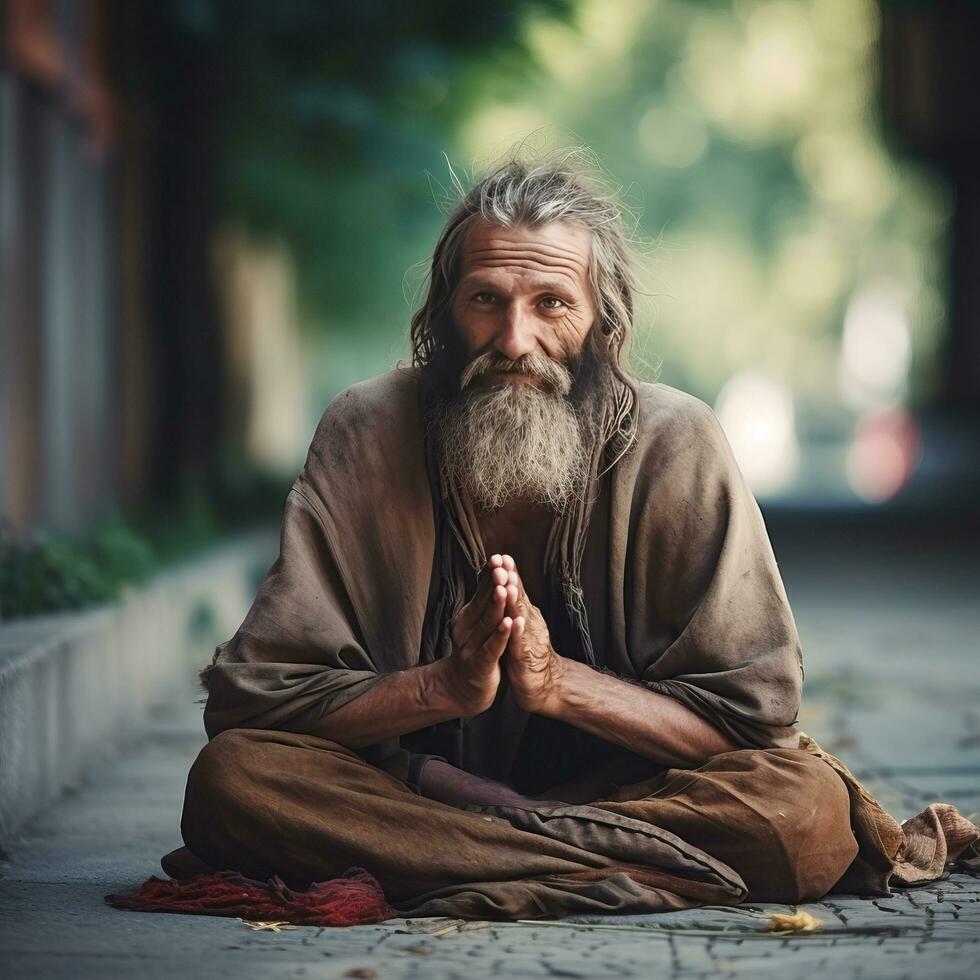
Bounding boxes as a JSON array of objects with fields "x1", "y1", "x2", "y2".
[
  {"x1": 184, "y1": 728, "x2": 263, "y2": 816},
  {"x1": 739, "y1": 749, "x2": 859, "y2": 902},
  {"x1": 184, "y1": 727, "x2": 374, "y2": 819}
]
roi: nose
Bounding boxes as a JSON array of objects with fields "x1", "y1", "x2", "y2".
[{"x1": 493, "y1": 302, "x2": 538, "y2": 361}]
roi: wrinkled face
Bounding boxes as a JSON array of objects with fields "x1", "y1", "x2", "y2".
[
  {"x1": 436, "y1": 220, "x2": 601, "y2": 511},
  {"x1": 450, "y1": 220, "x2": 597, "y2": 387}
]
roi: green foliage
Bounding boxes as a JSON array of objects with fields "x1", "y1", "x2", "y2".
[
  {"x1": 0, "y1": 453, "x2": 293, "y2": 622},
  {"x1": 152, "y1": 0, "x2": 577, "y2": 341},
  {"x1": 0, "y1": 518, "x2": 156, "y2": 620}
]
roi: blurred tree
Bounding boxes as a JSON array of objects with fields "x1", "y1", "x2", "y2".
[
  {"x1": 103, "y1": 0, "x2": 574, "y2": 502},
  {"x1": 104, "y1": 0, "x2": 956, "y2": 507},
  {"x1": 153, "y1": 0, "x2": 575, "y2": 339}
]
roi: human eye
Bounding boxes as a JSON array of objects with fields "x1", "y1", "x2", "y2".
[
  {"x1": 539, "y1": 296, "x2": 566, "y2": 311},
  {"x1": 472, "y1": 291, "x2": 496, "y2": 304}
]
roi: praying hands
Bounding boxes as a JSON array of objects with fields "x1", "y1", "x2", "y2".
[
  {"x1": 443, "y1": 553, "x2": 564, "y2": 717},
  {"x1": 445, "y1": 552, "x2": 739, "y2": 768},
  {"x1": 300, "y1": 552, "x2": 737, "y2": 769},
  {"x1": 497, "y1": 554, "x2": 566, "y2": 716}
]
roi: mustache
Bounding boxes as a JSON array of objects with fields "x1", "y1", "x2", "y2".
[{"x1": 460, "y1": 350, "x2": 574, "y2": 395}]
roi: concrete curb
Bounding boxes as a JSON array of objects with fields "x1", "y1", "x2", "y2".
[{"x1": 0, "y1": 528, "x2": 277, "y2": 850}]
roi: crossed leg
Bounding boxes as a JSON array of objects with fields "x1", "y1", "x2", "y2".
[{"x1": 177, "y1": 727, "x2": 858, "y2": 917}]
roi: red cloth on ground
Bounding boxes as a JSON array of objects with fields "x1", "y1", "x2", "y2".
[{"x1": 105, "y1": 867, "x2": 397, "y2": 926}]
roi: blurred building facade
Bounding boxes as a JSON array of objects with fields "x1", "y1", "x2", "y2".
[
  {"x1": 880, "y1": 0, "x2": 980, "y2": 415},
  {"x1": 0, "y1": 0, "x2": 300, "y2": 538},
  {"x1": 1, "y1": 0, "x2": 121, "y2": 535}
]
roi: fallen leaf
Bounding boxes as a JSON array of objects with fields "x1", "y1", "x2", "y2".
[
  {"x1": 766, "y1": 911, "x2": 822, "y2": 933},
  {"x1": 241, "y1": 919, "x2": 297, "y2": 933}
]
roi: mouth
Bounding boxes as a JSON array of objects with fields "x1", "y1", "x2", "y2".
[{"x1": 476, "y1": 369, "x2": 546, "y2": 388}]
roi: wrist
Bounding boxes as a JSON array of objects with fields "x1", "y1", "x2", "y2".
[
  {"x1": 537, "y1": 652, "x2": 576, "y2": 719},
  {"x1": 421, "y1": 657, "x2": 476, "y2": 721},
  {"x1": 420, "y1": 658, "x2": 465, "y2": 720}
]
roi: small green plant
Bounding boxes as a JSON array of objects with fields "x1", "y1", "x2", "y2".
[
  {"x1": 0, "y1": 456, "x2": 291, "y2": 622},
  {"x1": 0, "y1": 517, "x2": 157, "y2": 620}
]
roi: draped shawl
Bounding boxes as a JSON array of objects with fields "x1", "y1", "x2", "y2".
[{"x1": 201, "y1": 367, "x2": 803, "y2": 756}]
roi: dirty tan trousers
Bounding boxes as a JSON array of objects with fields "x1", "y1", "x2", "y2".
[{"x1": 177, "y1": 728, "x2": 860, "y2": 920}]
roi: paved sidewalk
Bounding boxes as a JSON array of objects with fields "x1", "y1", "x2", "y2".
[{"x1": 1, "y1": 520, "x2": 977, "y2": 979}]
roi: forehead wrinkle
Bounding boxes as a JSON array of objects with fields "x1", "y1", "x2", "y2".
[
  {"x1": 466, "y1": 239, "x2": 590, "y2": 270},
  {"x1": 468, "y1": 254, "x2": 585, "y2": 279},
  {"x1": 461, "y1": 262, "x2": 584, "y2": 291},
  {"x1": 470, "y1": 236, "x2": 588, "y2": 258},
  {"x1": 464, "y1": 253, "x2": 586, "y2": 284}
]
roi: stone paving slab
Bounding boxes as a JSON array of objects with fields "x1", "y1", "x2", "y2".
[
  {"x1": 1, "y1": 690, "x2": 976, "y2": 980},
  {"x1": 1, "y1": 529, "x2": 978, "y2": 979}
]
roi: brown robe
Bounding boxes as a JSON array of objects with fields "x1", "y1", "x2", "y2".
[{"x1": 184, "y1": 369, "x2": 978, "y2": 918}]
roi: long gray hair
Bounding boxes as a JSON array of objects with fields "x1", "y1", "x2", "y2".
[{"x1": 410, "y1": 146, "x2": 640, "y2": 464}]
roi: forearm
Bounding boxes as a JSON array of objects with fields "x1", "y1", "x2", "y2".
[
  {"x1": 544, "y1": 657, "x2": 739, "y2": 768},
  {"x1": 297, "y1": 659, "x2": 461, "y2": 749}
]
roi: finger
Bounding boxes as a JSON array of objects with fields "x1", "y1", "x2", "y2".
[
  {"x1": 501, "y1": 554, "x2": 515, "y2": 572},
  {"x1": 459, "y1": 573, "x2": 507, "y2": 645},
  {"x1": 455, "y1": 564, "x2": 507, "y2": 640},
  {"x1": 505, "y1": 615, "x2": 527, "y2": 660},
  {"x1": 477, "y1": 559, "x2": 507, "y2": 596},
  {"x1": 480, "y1": 615, "x2": 513, "y2": 663},
  {"x1": 479, "y1": 555, "x2": 504, "y2": 593},
  {"x1": 468, "y1": 583, "x2": 508, "y2": 650},
  {"x1": 484, "y1": 583, "x2": 507, "y2": 629},
  {"x1": 504, "y1": 568, "x2": 530, "y2": 617},
  {"x1": 508, "y1": 567, "x2": 528, "y2": 601}
]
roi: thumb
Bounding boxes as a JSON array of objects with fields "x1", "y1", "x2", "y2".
[{"x1": 507, "y1": 616, "x2": 526, "y2": 655}]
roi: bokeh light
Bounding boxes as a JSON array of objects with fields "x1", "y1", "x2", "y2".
[
  {"x1": 839, "y1": 281, "x2": 913, "y2": 411},
  {"x1": 846, "y1": 409, "x2": 922, "y2": 503},
  {"x1": 715, "y1": 372, "x2": 800, "y2": 496}
]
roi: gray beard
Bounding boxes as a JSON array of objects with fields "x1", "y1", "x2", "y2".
[{"x1": 435, "y1": 380, "x2": 590, "y2": 513}]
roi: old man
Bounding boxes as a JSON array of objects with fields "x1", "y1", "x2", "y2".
[{"x1": 169, "y1": 153, "x2": 976, "y2": 919}]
